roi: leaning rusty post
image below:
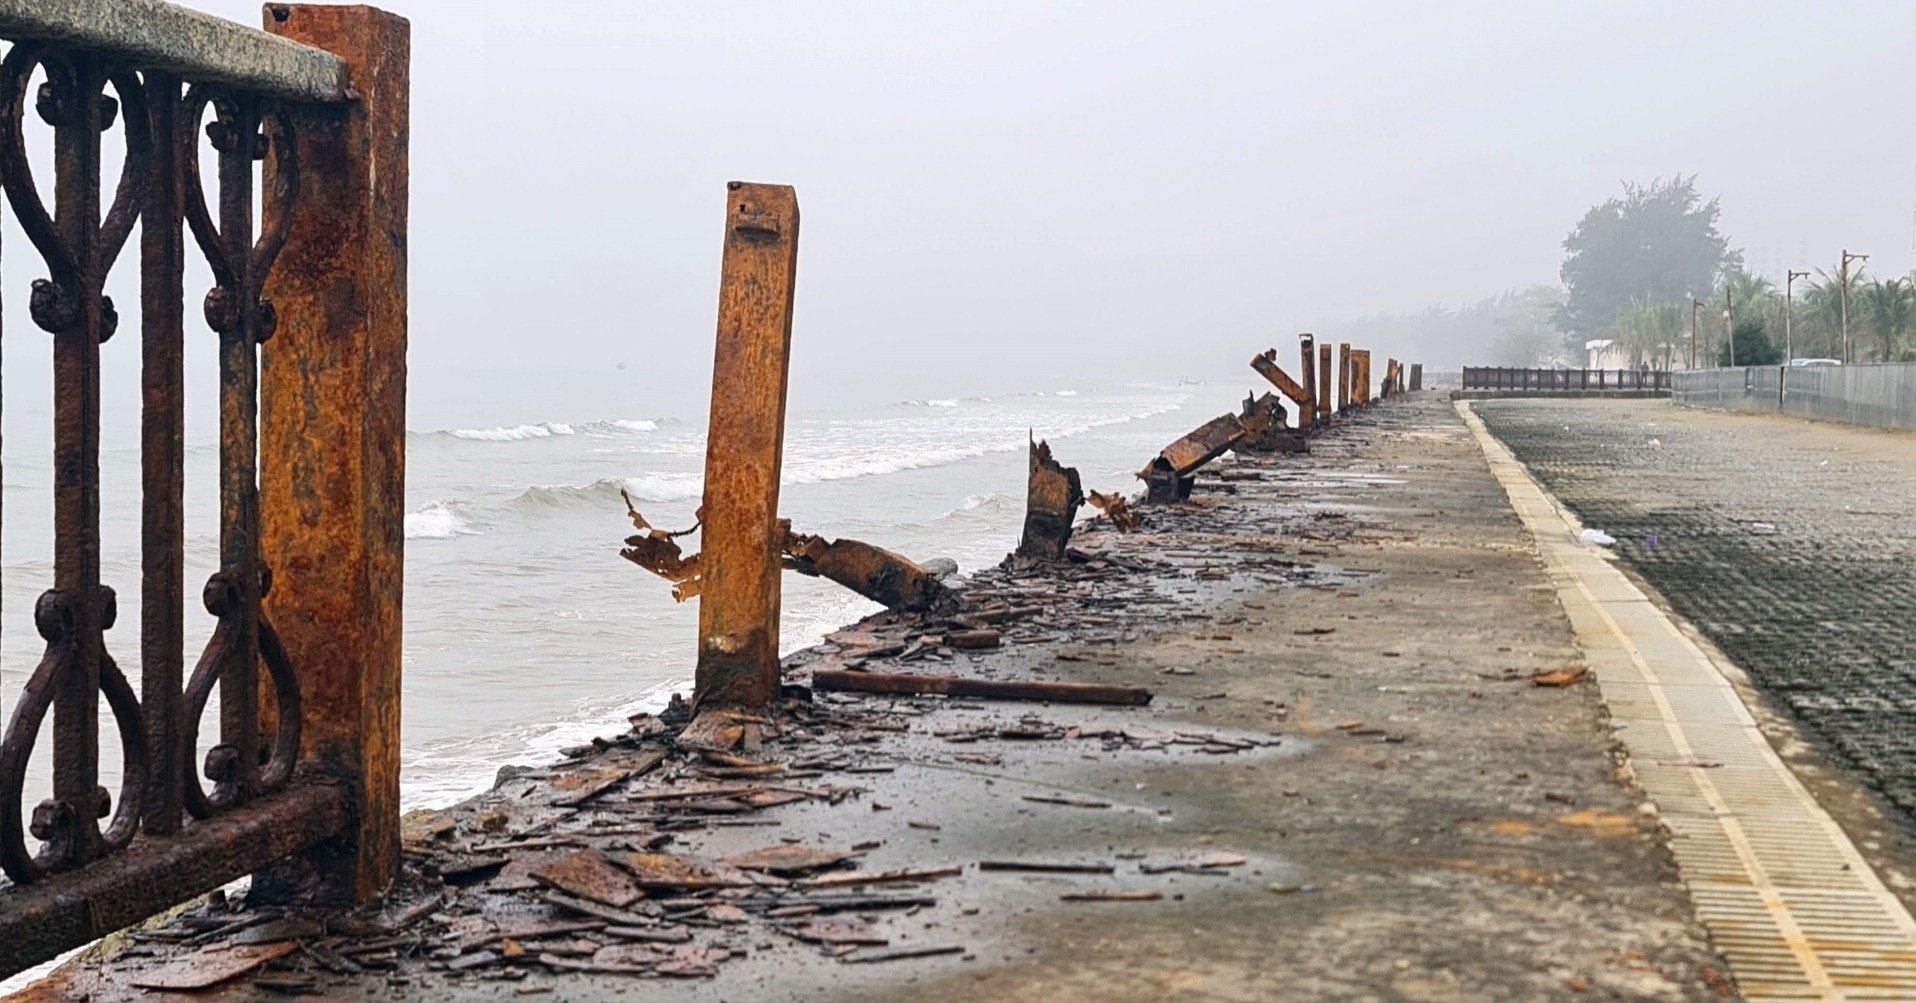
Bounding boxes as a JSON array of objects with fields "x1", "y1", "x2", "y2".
[
  {"x1": 1297, "y1": 333, "x2": 1316, "y2": 429},
  {"x1": 1016, "y1": 437, "x2": 1084, "y2": 560},
  {"x1": 1317, "y1": 343, "x2": 1333, "y2": 418},
  {"x1": 1249, "y1": 349, "x2": 1313, "y2": 420},
  {"x1": 260, "y1": 4, "x2": 410, "y2": 903},
  {"x1": 1337, "y1": 343, "x2": 1352, "y2": 411},
  {"x1": 695, "y1": 183, "x2": 801, "y2": 712}
]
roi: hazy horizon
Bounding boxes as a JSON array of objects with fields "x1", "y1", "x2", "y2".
[{"x1": 5, "y1": 1, "x2": 1915, "y2": 416}]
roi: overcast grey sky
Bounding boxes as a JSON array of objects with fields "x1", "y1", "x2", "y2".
[{"x1": 12, "y1": 1, "x2": 1916, "y2": 419}]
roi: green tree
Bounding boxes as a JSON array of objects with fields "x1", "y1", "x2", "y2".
[
  {"x1": 1715, "y1": 317, "x2": 1782, "y2": 366},
  {"x1": 1858, "y1": 277, "x2": 1916, "y2": 361},
  {"x1": 1557, "y1": 176, "x2": 1740, "y2": 341}
]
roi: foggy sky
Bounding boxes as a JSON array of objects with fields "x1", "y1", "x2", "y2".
[{"x1": 10, "y1": 1, "x2": 1916, "y2": 419}]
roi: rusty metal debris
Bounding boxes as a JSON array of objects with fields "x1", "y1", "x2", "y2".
[
  {"x1": 1088, "y1": 490, "x2": 1140, "y2": 532},
  {"x1": 1016, "y1": 437, "x2": 1085, "y2": 560},
  {"x1": 810, "y1": 669, "x2": 1153, "y2": 706},
  {"x1": 1138, "y1": 413, "x2": 1247, "y2": 504},
  {"x1": 621, "y1": 492, "x2": 950, "y2": 613},
  {"x1": 618, "y1": 489, "x2": 703, "y2": 600},
  {"x1": 1236, "y1": 391, "x2": 1307, "y2": 454},
  {"x1": 782, "y1": 525, "x2": 951, "y2": 612},
  {"x1": 1251, "y1": 348, "x2": 1314, "y2": 420}
]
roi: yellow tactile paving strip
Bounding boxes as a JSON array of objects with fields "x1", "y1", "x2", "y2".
[{"x1": 1461, "y1": 402, "x2": 1916, "y2": 1001}]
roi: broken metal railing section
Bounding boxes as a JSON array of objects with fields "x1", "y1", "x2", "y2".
[
  {"x1": 620, "y1": 493, "x2": 949, "y2": 613},
  {"x1": 1138, "y1": 413, "x2": 1247, "y2": 504},
  {"x1": 1237, "y1": 391, "x2": 1306, "y2": 453},
  {"x1": 1250, "y1": 348, "x2": 1314, "y2": 423},
  {"x1": 0, "y1": 3, "x2": 408, "y2": 979},
  {"x1": 1015, "y1": 437, "x2": 1084, "y2": 560},
  {"x1": 623, "y1": 182, "x2": 953, "y2": 721}
]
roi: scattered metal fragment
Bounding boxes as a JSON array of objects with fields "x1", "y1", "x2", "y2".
[
  {"x1": 1084, "y1": 490, "x2": 1141, "y2": 534},
  {"x1": 127, "y1": 942, "x2": 300, "y2": 991},
  {"x1": 529, "y1": 848, "x2": 643, "y2": 908},
  {"x1": 1060, "y1": 890, "x2": 1163, "y2": 902},
  {"x1": 839, "y1": 944, "x2": 965, "y2": 964}
]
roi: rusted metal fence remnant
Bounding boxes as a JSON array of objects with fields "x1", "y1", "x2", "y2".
[
  {"x1": 1138, "y1": 413, "x2": 1246, "y2": 504},
  {"x1": 1350, "y1": 350, "x2": 1372, "y2": 407},
  {"x1": 693, "y1": 182, "x2": 801, "y2": 714},
  {"x1": 1337, "y1": 343, "x2": 1352, "y2": 411},
  {"x1": 621, "y1": 183, "x2": 956, "y2": 724},
  {"x1": 1016, "y1": 437, "x2": 1084, "y2": 560},
  {"x1": 1236, "y1": 391, "x2": 1306, "y2": 453},
  {"x1": 1297, "y1": 333, "x2": 1318, "y2": 428},
  {"x1": 1317, "y1": 342, "x2": 1333, "y2": 418},
  {"x1": 0, "y1": 0, "x2": 409, "y2": 977},
  {"x1": 1249, "y1": 348, "x2": 1314, "y2": 423}
]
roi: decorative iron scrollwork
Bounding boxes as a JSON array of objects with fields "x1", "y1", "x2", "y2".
[{"x1": 0, "y1": 45, "x2": 153, "y2": 883}]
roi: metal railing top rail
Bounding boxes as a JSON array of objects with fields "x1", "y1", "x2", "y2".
[{"x1": 0, "y1": 0, "x2": 349, "y2": 101}]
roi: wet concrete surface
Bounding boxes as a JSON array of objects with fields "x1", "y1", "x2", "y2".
[
  {"x1": 1474, "y1": 397, "x2": 1916, "y2": 915},
  {"x1": 25, "y1": 395, "x2": 1731, "y2": 1002}
]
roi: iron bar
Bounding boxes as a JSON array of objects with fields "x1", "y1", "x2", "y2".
[
  {"x1": 0, "y1": 783, "x2": 347, "y2": 979},
  {"x1": 139, "y1": 70, "x2": 186, "y2": 835}
]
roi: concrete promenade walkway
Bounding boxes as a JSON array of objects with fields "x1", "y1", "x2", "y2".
[
  {"x1": 29, "y1": 396, "x2": 1738, "y2": 1002},
  {"x1": 1467, "y1": 401, "x2": 1916, "y2": 1000}
]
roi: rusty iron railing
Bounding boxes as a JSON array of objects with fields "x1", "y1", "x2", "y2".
[
  {"x1": 0, "y1": 0, "x2": 407, "y2": 977},
  {"x1": 1462, "y1": 367, "x2": 1672, "y2": 391}
]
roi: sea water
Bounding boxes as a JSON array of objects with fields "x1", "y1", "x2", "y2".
[{"x1": 0, "y1": 376, "x2": 1226, "y2": 818}]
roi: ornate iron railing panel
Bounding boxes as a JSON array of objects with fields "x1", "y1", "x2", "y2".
[{"x1": 0, "y1": 0, "x2": 406, "y2": 980}]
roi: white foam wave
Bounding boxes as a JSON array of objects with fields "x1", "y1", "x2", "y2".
[
  {"x1": 438, "y1": 418, "x2": 662, "y2": 442},
  {"x1": 902, "y1": 399, "x2": 960, "y2": 408},
  {"x1": 406, "y1": 502, "x2": 480, "y2": 540}
]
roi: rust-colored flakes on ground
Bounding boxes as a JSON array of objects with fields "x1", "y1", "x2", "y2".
[{"x1": 529, "y1": 848, "x2": 643, "y2": 907}]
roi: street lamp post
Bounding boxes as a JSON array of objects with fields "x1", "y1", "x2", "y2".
[
  {"x1": 1690, "y1": 298, "x2": 1703, "y2": 369},
  {"x1": 1725, "y1": 286, "x2": 1735, "y2": 367},
  {"x1": 1785, "y1": 269, "x2": 1811, "y2": 363},
  {"x1": 1785, "y1": 269, "x2": 1811, "y2": 407},
  {"x1": 1840, "y1": 249, "x2": 1869, "y2": 363}
]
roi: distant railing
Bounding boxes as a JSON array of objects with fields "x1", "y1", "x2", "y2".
[
  {"x1": 0, "y1": 0, "x2": 407, "y2": 977},
  {"x1": 1462, "y1": 367, "x2": 1671, "y2": 392}
]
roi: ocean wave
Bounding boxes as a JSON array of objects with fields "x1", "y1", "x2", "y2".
[
  {"x1": 431, "y1": 418, "x2": 665, "y2": 442},
  {"x1": 510, "y1": 473, "x2": 704, "y2": 512},
  {"x1": 901, "y1": 399, "x2": 960, "y2": 408},
  {"x1": 406, "y1": 502, "x2": 481, "y2": 540}
]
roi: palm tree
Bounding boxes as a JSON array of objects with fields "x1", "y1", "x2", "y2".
[{"x1": 1858, "y1": 277, "x2": 1916, "y2": 361}]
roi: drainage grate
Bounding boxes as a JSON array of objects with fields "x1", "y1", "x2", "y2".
[{"x1": 1463, "y1": 403, "x2": 1916, "y2": 1001}]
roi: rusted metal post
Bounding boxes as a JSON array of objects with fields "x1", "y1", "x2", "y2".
[
  {"x1": 1337, "y1": 343, "x2": 1351, "y2": 411},
  {"x1": 1317, "y1": 343, "x2": 1332, "y2": 418},
  {"x1": 1297, "y1": 333, "x2": 1316, "y2": 429},
  {"x1": 1352, "y1": 350, "x2": 1371, "y2": 406},
  {"x1": 1250, "y1": 349, "x2": 1312, "y2": 419},
  {"x1": 693, "y1": 182, "x2": 800, "y2": 712},
  {"x1": 1410, "y1": 363, "x2": 1422, "y2": 391},
  {"x1": 260, "y1": 2, "x2": 410, "y2": 903},
  {"x1": 1016, "y1": 438, "x2": 1084, "y2": 560}
]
